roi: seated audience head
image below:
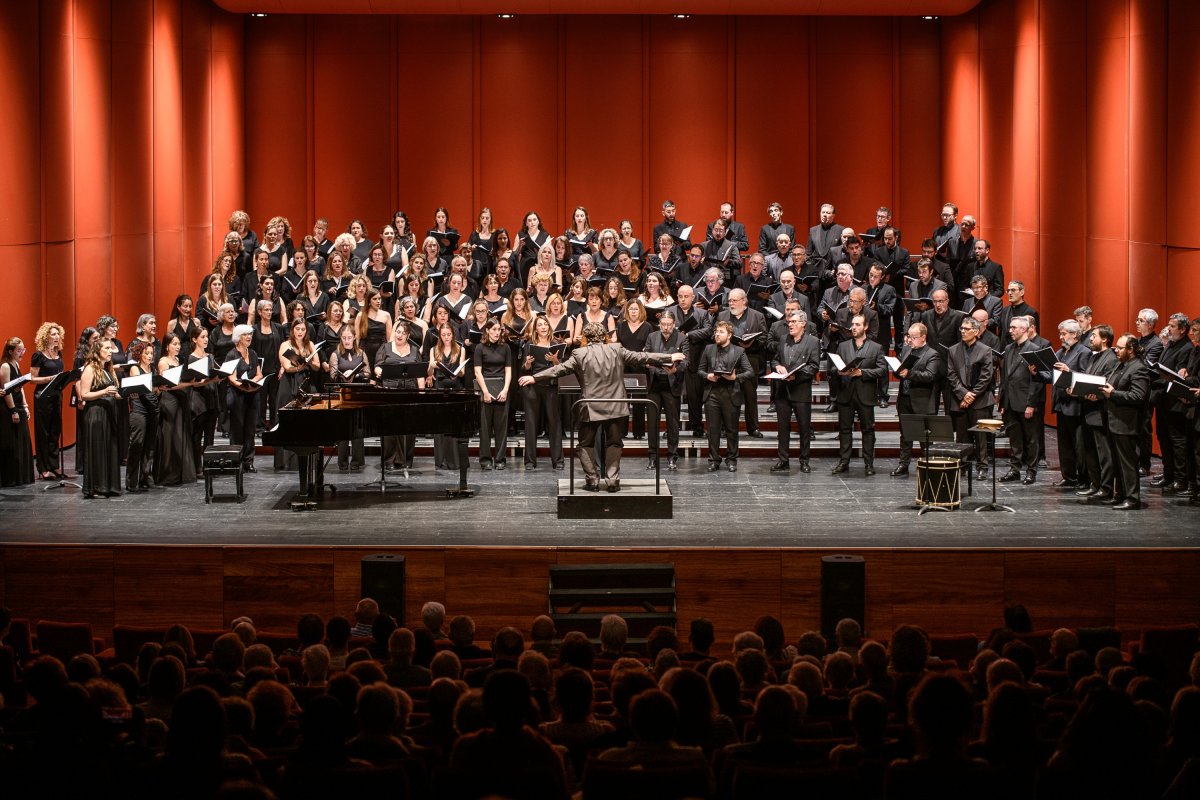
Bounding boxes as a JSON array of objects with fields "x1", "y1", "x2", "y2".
[
  {"x1": 646, "y1": 625, "x2": 680, "y2": 660},
  {"x1": 732, "y1": 630, "x2": 765, "y2": 653},
  {"x1": 889, "y1": 624, "x2": 930, "y2": 674},
  {"x1": 302, "y1": 644, "x2": 330, "y2": 684},
  {"x1": 836, "y1": 617, "x2": 863, "y2": 650},
  {"x1": 787, "y1": 660, "x2": 824, "y2": 701},
  {"x1": 753, "y1": 615, "x2": 787, "y2": 658},
  {"x1": 530, "y1": 615, "x2": 556, "y2": 644},
  {"x1": 492, "y1": 626, "x2": 525, "y2": 661},
  {"x1": 325, "y1": 615, "x2": 351, "y2": 652},
  {"x1": 354, "y1": 597, "x2": 379, "y2": 628},
  {"x1": 163, "y1": 624, "x2": 197, "y2": 664},
  {"x1": 753, "y1": 685, "x2": 797, "y2": 739},
  {"x1": 689, "y1": 617, "x2": 715, "y2": 655},
  {"x1": 1001, "y1": 639, "x2": 1038, "y2": 682},
  {"x1": 653, "y1": 648, "x2": 681, "y2": 678},
  {"x1": 518, "y1": 650, "x2": 552, "y2": 694},
  {"x1": 483, "y1": 670, "x2": 534, "y2": 732},
  {"x1": 422, "y1": 601, "x2": 447, "y2": 635},
  {"x1": 859, "y1": 640, "x2": 888, "y2": 680},
  {"x1": 454, "y1": 688, "x2": 487, "y2": 735},
  {"x1": 985, "y1": 657, "x2": 1026, "y2": 692},
  {"x1": 795, "y1": 630, "x2": 828, "y2": 659},
  {"x1": 296, "y1": 613, "x2": 324, "y2": 648},
  {"x1": 148, "y1": 654, "x2": 186, "y2": 702},
  {"x1": 372, "y1": 613, "x2": 398, "y2": 651},
  {"x1": 824, "y1": 650, "x2": 855, "y2": 692},
  {"x1": 1003, "y1": 603, "x2": 1034, "y2": 633},
  {"x1": 428, "y1": 676, "x2": 465, "y2": 723},
  {"x1": 356, "y1": 682, "x2": 400, "y2": 735},
  {"x1": 1051, "y1": 628, "x2": 1080, "y2": 662},
  {"x1": 849, "y1": 690, "x2": 889, "y2": 746},
  {"x1": 1095, "y1": 646, "x2": 1124, "y2": 678},
  {"x1": 242, "y1": 643, "x2": 276, "y2": 672},
  {"x1": 347, "y1": 659, "x2": 387, "y2": 686},
  {"x1": 449, "y1": 614, "x2": 476, "y2": 648},
  {"x1": 909, "y1": 673, "x2": 974, "y2": 754},
  {"x1": 558, "y1": 631, "x2": 596, "y2": 671},
  {"x1": 612, "y1": 670, "x2": 657, "y2": 722},
  {"x1": 553, "y1": 667, "x2": 595, "y2": 722},
  {"x1": 388, "y1": 627, "x2": 416, "y2": 664},
  {"x1": 629, "y1": 688, "x2": 678, "y2": 743},
  {"x1": 168, "y1": 685, "x2": 226, "y2": 762},
  {"x1": 599, "y1": 614, "x2": 628, "y2": 655},
  {"x1": 232, "y1": 621, "x2": 256, "y2": 647},
  {"x1": 735, "y1": 648, "x2": 770, "y2": 689},
  {"x1": 67, "y1": 653, "x2": 101, "y2": 684},
  {"x1": 211, "y1": 633, "x2": 246, "y2": 676},
  {"x1": 430, "y1": 649, "x2": 462, "y2": 680}
]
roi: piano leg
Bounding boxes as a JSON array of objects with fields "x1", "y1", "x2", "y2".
[{"x1": 448, "y1": 435, "x2": 475, "y2": 498}]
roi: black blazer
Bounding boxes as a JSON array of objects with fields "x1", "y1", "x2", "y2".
[
  {"x1": 716, "y1": 308, "x2": 769, "y2": 356},
  {"x1": 1080, "y1": 348, "x2": 1119, "y2": 427},
  {"x1": 1000, "y1": 340, "x2": 1052, "y2": 413},
  {"x1": 697, "y1": 343, "x2": 753, "y2": 402},
  {"x1": 1106, "y1": 358, "x2": 1150, "y2": 435},
  {"x1": 770, "y1": 332, "x2": 820, "y2": 403},
  {"x1": 898, "y1": 344, "x2": 944, "y2": 414},
  {"x1": 833, "y1": 339, "x2": 886, "y2": 406},
  {"x1": 644, "y1": 330, "x2": 689, "y2": 396},
  {"x1": 945, "y1": 340, "x2": 996, "y2": 410},
  {"x1": 1051, "y1": 342, "x2": 1092, "y2": 417}
]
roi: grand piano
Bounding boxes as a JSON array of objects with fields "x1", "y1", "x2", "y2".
[{"x1": 263, "y1": 384, "x2": 480, "y2": 507}]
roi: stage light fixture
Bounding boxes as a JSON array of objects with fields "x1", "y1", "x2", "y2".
[
  {"x1": 497, "y1": 13, "x2": 516, "y2": 19},
  {"x1": 672, "y1": 14, "x2": 691, "y2": 20},
  {"x1": 250, "y1": 12, "x2": 267, "y2": 17},
  {"x1": 922, "y1": 15, "x2": 940, "y2": 20}
]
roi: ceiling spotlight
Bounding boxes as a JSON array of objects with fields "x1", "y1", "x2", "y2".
[
  {"x1": 497, "y1": 13, "x2": 516, "y2": 19},
  {"x1": 672, "y1": 14, "x2": 691, "y2": 20},
  {"x1": 922, "y1": 16, "x2": 939, "y2": 21},
  {"x1": 250, "y1": 12, "x2": 267, "y2": 17}
]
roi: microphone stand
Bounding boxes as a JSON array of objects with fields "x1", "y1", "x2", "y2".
[{"x1": 39, "y1": 377, "x2": 82, "y2": 493}]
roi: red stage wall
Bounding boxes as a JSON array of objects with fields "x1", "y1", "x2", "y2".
[{"x1": 2, "y1": 0, "x2": 1196, "y2": 391}]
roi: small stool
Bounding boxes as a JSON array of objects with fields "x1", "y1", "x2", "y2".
[{"x1": 203, "y1": 445, "x2": 245, "y2": 503}]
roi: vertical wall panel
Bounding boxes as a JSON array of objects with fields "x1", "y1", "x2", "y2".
[
  {"x1": 896, "y1": 17, "x2": 943, "y2": 239},
  {"x1": 480, "y1": 15, "x2": 560, "y2": 232},
  {"x1": 111, "y1": 0, "x2": 155, "y2": 330},
  {"x1": 40, "y1": 0, "x2": 76, "y2": 332},
  {"x1": 1165, "y1": 0, "x2": 1200, "y2": 315},
  {"x1": 940, "y1": 13, "x2": 980, "y2": 224},
  {"x1": 732, "y1": 16, "x2": 811, "y2": 241},
  {"x1": 181, "y1": 0, "x2": 214, "y2": 295},
  {"x1": 646, "y1": 15, "x2": 727, "y2": 243},
  {"x1": 562, "y1": 16, "x2": 645, "y2": 233},
  {"x1": 152, "y1": 0, "x2": 186, "y2": 321},
  {"x1": 977, "y1": 0, "x2": 1016, "y2": 263},
  {"x1": 211, "y1": 13, "x2": 245, "y2": 258},
  {"x1": 1125, "y1": 0, "x2": 1166, "y2": 323},
  {"x1": 393, "y1": 16, "x2": 474, "y2": 233},
  {"x1": 1008, "y1": 0, "x2": 1040, "y2": 291}
]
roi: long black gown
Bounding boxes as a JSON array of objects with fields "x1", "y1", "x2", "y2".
[
  {"x1": 31, "y1": 351, "x2": 63, "y2": 475},
  {"x1": 1, "y1": 359, "x2": 35, "y2": 486},
  {"x1": 273, "y1": 346, "x2": 314, "y2": 470},
  {"x1": 154, "y1": 365, "x2": 196, "y2": 486},
  {"x1": 189, "y1": 353, "x2": 219, "y2": 473},
  {"x1": 81, "y1": 368, "x2": 122, "y2": 497}
]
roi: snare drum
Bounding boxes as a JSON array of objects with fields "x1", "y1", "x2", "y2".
[{"x1": 916, "y1": 457, "x2": 961, "y2": 509}]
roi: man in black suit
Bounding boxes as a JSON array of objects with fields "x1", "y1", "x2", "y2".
[
  {"x1": 945, "y1": 215, "x2": 978, "y2": 291},
  {"x1": 921, "y1": 289, "x2": 966, "y2": 412},
  {"x1": 1135, "y1": 308, "x2": 1162, "y2": 475},
  {"x1": 806, "y1": 203, "x2": 845, "y2": 277},
  {"x1": 933, "y1": 202, "x2": 959, "y2": 247},
  {"x1": 735, "y1": 252, "x2": 774, "y2": 314},
  {"x1": 769, "y1": 310, "x2": 821, "y2": 473},
  {"x1": 864, "y1": 206, "x2": 902, "y2": 247},
  {"x1": 999, "y1": 316, "x2": 1052, "y2": 485},
  {"x1": 764, "y1": 233, "x2": 795, "y2": 281},
  {"x1": 997, "y1": 281, "x2": 1039, "y2": 350},
  {"x1": 702, "y1": 221, "x2": 741, "y2": 287},
  {"x1": 1050, "y1": 319, "x2": 1091, "y2": 489},
  {"x1": 1102, "y1": 333, "x2": 1152, "y2": 509},
  {"x1": 871, "y1": 227, "x2": 912, "y2": 340},
  {"x1": 831, "y1": 314, "x2": 888, "y2": 476},
  {"x1": 717, "y1": 289, "x2": 769, "y2": 438},
  {"x1": 652, "y1": 199, "x2": 691, "y2": 254},
  {"x1": 672, "y1": 284, "x2": 713, "y2": 439},
  {"x1": 1150, "y1": 313, "x2": 1195, "y2": 495},
  {"x1": 699, "y1": 321, "x2": 754, "y2": 472},
  {"x1": 946, "y1": 316, "x2": 996, "y2": 479},
  {"x1": 1073, "y1": 325, "x2": 1120, "y2": 502},
  {"x1": 758, "y1": 202, "x2": 795, "y2": 255},
  {"x1": 767, "y1": 270, "x2": 812, "y2": 322},
  {"x1": 836, "y1": 236, "x2": 876, "y2": 283},
  {"x1": 706, "y1": 202, "x2": 749, "y2": 253},
  {"x1": 866, "y1": 264, "x2": 898, "y2": 404},
  {"x1": 961, "y1": 275, "x2": 1002, "y2": 331},
  {"x1": 890, "y1": 322, "x2": 945, "y2": 477},
  {"x1": 644, "y1": 311, "x2": 689, "y2": 471}
]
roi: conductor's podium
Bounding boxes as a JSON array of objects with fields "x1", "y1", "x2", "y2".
[{"x1": 557, "y1": 478, "x2": 673, "y2": 519}]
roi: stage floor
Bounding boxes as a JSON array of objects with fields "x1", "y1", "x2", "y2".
[{"x1": 1, "y1": 449, "x2": 1195, "y2": 549}]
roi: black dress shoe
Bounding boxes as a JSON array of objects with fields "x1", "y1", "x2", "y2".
[
  {"x1": 1177, "y1": 486, "x2": 1197, "y2": 498},
  {"x1": 831, "y1": 462, "x2": 849, "y2": 475},
  {"x1": 1113, "y1": 499, "x2": 1142, "y2": 510},
  {"x1": 495, "y1": 461, "x2": 507, "y2": 470},
  {"x1": 976, "y1": 467, "x2": 988, "y2": 480},
  {"x1": 822, "y1": 403, "x2": 837, "y2": 414},
  {"x1": 607, "y1": 480, "x2": 621, "y2": 492},
  {"x1": 553, "y1": 461, "x2": 565, "y2": 470},
  {"x1": 999, "y1": 470, "x2": 1022, "y2": 482},
  {"x1": 1099, "y1": 495, "x2": 1120, "y2": 505},
  {"x1": 1162, "y1": 481, "x2": 1185, "y2": 496},
  {"x1": 480, "y1": 462, "x2": 493, "y2": 470},
  {"x1": 1076, "y1": 486, "x2": 1101, "y2": 497},
  {"x1": 583, "y1": 481, "x2": 600, "y2": 492},
  {"x1": 890, "y1": 464, "x2": 909, "y2": 477},
  {"x1": 770, "y1": 460, "x2": 790, "y2": 472},
  {"x1": 1138, "y1": 467, "x2": 1151, "y2": 477},
  {"x1": 727, "y1": 461, "x2": 738, "y2": 472},
  {"x1": 748, "y1": 430, "x2": 763, "y2": 438},
  {"x1": 667, "y1": 456, "x2": 678, "y2": 471},
  {"x1": 864, "y1": 465, "x2": 876, "y2": 477},
  {"x1": 706, "y1": 462, "x2": 721, "y2": 473},
  {"x1": 798, "y1": 461, "x2": 811, "y2": 473},
  {"x1": 1022, "y1": 471, "x2": 1036, "y2": 485},
  {"x1": 878, "y1": 398, "x2": 889, "y2": 409},
  {"x1": 646, "y1": 458, "x2": 657, "y2": 470},
  {"x1": 244, "y1": 464, "x2": 257, "y2": 474},
  {"x1": 1052, "y1": 479, "x2": 1080, "y2": 489},
  {"x1": 1150, "y1": 475, "x2": 1169, "y2": 487}
]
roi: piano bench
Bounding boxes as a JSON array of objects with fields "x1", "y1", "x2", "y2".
[{"x1": 202, "y1": 445, "x2": 245, "y2": 503}]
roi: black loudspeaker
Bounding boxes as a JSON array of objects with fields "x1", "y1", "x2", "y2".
[
  {"x1": 361, "y1": 554, "x2": 406, "y2": 624},
  {"x1": 821, "y1": 555, "x2": 865, "y2": 639}
]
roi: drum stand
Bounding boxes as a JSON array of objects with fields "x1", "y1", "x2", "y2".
[
  {"x1": 916, "y1": 424, "x2": 950, "y2": 515},
  {"x1": 971, "y1": 425, "x2": 1015, "y2": 513}
]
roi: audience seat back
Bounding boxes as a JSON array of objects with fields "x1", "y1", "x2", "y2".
[{"x1": 35, "y1": 619, "x2": 96, "y2": 663}]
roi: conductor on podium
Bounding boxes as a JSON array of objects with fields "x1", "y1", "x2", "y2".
[{"x1": 519, "y1": 321, "x2": 683, "y2": 493}]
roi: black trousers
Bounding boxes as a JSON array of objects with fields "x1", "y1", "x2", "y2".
[
  {"x1": 523, "y1": 383, "x2": 562, "y2": 465},
  {"x1": 338, "y1": 438, "x2": 365, "y2": 468},
  {"x1": 739, "y1": 354, "x2": 762, "y2": 433},
  {"x1": 684, "y1": 371, "x2": 705, "y2": 432},
  {"x1": 1154, "y1": 398, "x2": 1178, "y2": 481},
  {"x1": 479, "y1": 400, "x2": 508, "y2": 465},
  {"x1": 952, "y1": 405, "x2": 992, "y2": 467},
  {"x1": 897, "y1": 393, "x2": 917, "y2": 465},
  {"x1": 1164, "y1": 409, "x2": 1194, "y2": 487},
  {"x1": 1080, "y1": 421, "x2": 1115, "y2": 492},
  {"x1": 775, "y1": 392, "x2": 811, "y2": 462},
  {"x1": 1137, "y1": 406, "x2": 1154, "y2": 472},
  {"x1": 382, "y1": 435, "x2": 414, "y2": 468},
  {"x1": 705, "y1": 384, "x2": 740, "y2": 462},
  {"x1": 34, "y1": 392, "x2": 62, "y2": 474},
  {"x1": 579, "y1": 416, "x2": 625, "y2": 482},
  {"x1": 837, "y1": 397, "x2": 876, "y2": 464},
  {"x1": 226, "y1": 388, "x2": 259, "y2": 465},
  {"x1": 192, "y1": 409, "x2": 217, "y2": 474},
  {"x1": 1056, "y1": 414, "x2": 1085, "y2": 483},
  {"x1": 1111, "y1": 433, "x2": 1141, "y2": 503},
  {"x1": 126, "y1": 409, "x2": 157, "y2": 489},
  {"x1": 647, "y1": 384, "x2": 681, "y2": 459},
  {"x1": 1004, "y1": 407, "x2": 1041, "y2": 472}
]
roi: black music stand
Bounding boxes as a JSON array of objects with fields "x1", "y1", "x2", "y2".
[
  {"x1": 969, "y1": 423, "x2": 1015, "y2": 513},
  {"x1": 899, "y1": 414, "x2": 956, "y2": 515},
  {"x1": 37, "y1": 369, "x2": 83, "y2": 493}
]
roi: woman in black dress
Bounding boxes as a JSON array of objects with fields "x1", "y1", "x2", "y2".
[
  {"x1": 322, "y1": 250, "x2": 353, "y2": 303},
  {"x1": 165, "y1": 294, "x2": 199, "y2": 343},
  {"x1": 71, "y1": 327, "x2": 98, "y2": 474},
  {"x1": 378, "y1": 224, "x2": 408, "y2": 274},
  {"x1": 298, "y1": 270, "x2": 330, "y2": 327},
  {"x1": 274, "y1": 319, "x2": 320, "y2": 471},
  {"x1": 393, "y1": 211, "x2": 417, "y2": 263},
  {"x1": 363, "y1": 244, "x2": 396, "y2": 300},
  {"x1": 225, "y1": 324, "x2": 263, "y2": 471},
  {"x1": 78, "y1": 339, "x2": 123, "y2": 497},
  {"x1": 299, "y1": 234, "x2": 326, "y2": 278},
  {"x1": 594, "y1": 228, "x2": 621, "y2": 273},
  {"x1": 473, "y1": 319, "x2": 512, "y2": 470},
  {"x1": 373, "y1": 320, "x2": 425, "y2": 474},
  {"x1": 356, "y1": 289, "x2": 392, "y2": 373},
  {"x1": 428, "y1": 322, "x2": 467, "y2": 471},
  {"x1": 1, "y1": 337, "x2": 35, "y2": 487},
  {"x1": 251, "y1": 300, "x2": 286, "y2": 430},
  {"x1": 515, "y1": 211, "x2": 550, "y2": 280},
  {"x1": 565, "y1": 206, "x2": 597, "y2": 258},
  {"x1": 423, "y1": 305, "x2": 454, "y2": 358},
  {"x1": 646, "y1": 233, "x2": 681, "y2": 291},
  {"x1": 125, "y1": 339, "x2": 160, "y2": 492},
  {"x1": 211, "y1": 303, "x2": 238, "y2": 436},
  {"x1": 349, "y1": 219, "x2": 374, "y2": 264},
  {"x1": 616, "y1": 301, "x2": 652, "y2": 439},
  {"x1": 187, "y1": 325, "x2": 220, "y2": 475},
  {"x1": 278, "y1": 247, "x2": 310, "y2": 302},
  {"x1": 430, "y1": 207, "x2": 460, "y2": 262},
  {"x1": 154, "y1": 332, "x2": 196, "y2": 486},
  {"x1": 521, "y1": 315, "x2": 564, "y2": 470},
  {"x1": 198, "y1": 272, "x2": 231, "y2": 329},
  {"x1": 329, "y1": 326, "x2": 367, "y2": 471},
  {"x1": 469, "y1": 207, "x2": 495, "y2": 267},
  {"x1": 617, "y1": 219, "x2": 646, "y2": 266},
  {"x1": 553, "y1": 235, "x2": 578, "y2": 277},
  {"x1": 317, "y1": 300, "x2": 347, "y2": 376},
  {"x1": 491, "y1": 228, "x2": 515, "y2": 277},
  {"x1": 30, "y1": 321, "x2": 66, "y2": 480}
]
